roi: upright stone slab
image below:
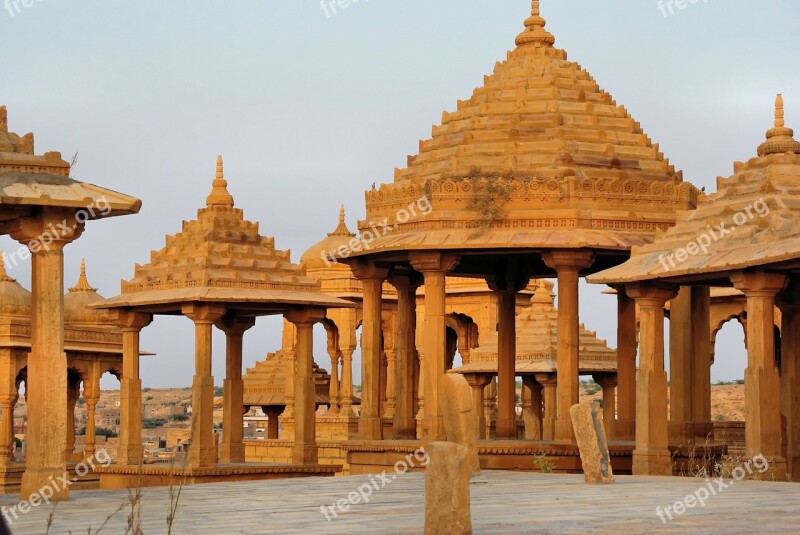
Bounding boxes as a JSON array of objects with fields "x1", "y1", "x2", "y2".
[
  {"x1": 440, "y1": 374, "x2": 480, "y2": 474},
  {"x1": 425, "y1": 442, "x2": 472, "y2": 535},
  {"x1": 569, "y1": 402, "x2": 615, "y2": 484}
]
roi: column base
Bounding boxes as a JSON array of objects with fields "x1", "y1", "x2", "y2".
[
  {"x1": 391, "y1": 418, "x2": 417, "y2": 440},
  {"x1": 187, "y1": 445, "x2": 217, "y2": 468},
  {"x1": 338, "y1": 405, "x2": 356, "y2": 418},
  {"x1": 791, "y1": 455, "x2": 800, "y2": 482},
  {"x1": 632, "y1": 448, "x2": 672, "y2": 476},
  {"x1": 496, "y1": 418, "x2": 517, "y2": 440},
  {"x1": 422, "y1": 417, "x2": 446, "y2": 441},
  {"x1": 359, "y1": 417, "x2": 383, "y2": 440},
  {"x1": 554, "y1": 418, "x2": 576, "y2": 444},
  {"x1": 21, "y1": 466, "x2": 70, "y2": 501},
  {"x1": 117, "y1": 446, "x2": 144, "y2": 467},
  {"x1": 615, "y1": 420, "x2": 635, "y2": 442},
  {"x1": 292, "y1": 443, "x2": 318, "y2": 465},
  {"x1": 219, "y1": 443, "x2": 245, "y2": 464}
]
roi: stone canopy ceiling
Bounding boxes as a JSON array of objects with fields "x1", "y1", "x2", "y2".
[
  {"x1": 590, "y1": 95, "x2": 800, "y2": 286},
  {"x1": 452, "y1": 279, "x2": 616, "y2": 375},
  {"x1": 97, "y1": 156, "x2": 352, "y2": 313},
  {"x1": 349, "y1": 0, "x2": 700, "y2": 261}
]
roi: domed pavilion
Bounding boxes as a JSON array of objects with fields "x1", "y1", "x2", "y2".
[
  {"x1": 95, "y1": 156, "x2": 353, "y2": 488},
  {"x1": 590, "y1": 95, "x2": 800, "y2": 478},
  {"x1": 339, "y1": 0, "x2": 700, "y2": 460}
]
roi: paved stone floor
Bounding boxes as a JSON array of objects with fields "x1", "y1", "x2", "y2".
[{"x1": 0, "y1": 471, "x2": 798, "y2": 534}]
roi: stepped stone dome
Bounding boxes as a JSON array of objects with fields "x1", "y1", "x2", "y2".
[
  {"x1": 301, "y1": 206, "x2": 357, "y2": 270},
  {"x1": 64, "y1": 260, "x2": 113, "y2": 325},
  {"x1": 352, "y1": 0, "x2": 699, "y2": 263},
  {"x1": 0, "y1": 254, "x2": 31, "y2": 317}
]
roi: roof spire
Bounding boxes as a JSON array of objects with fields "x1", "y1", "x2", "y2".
[
  {"x1": 758, "y1": 94, "x2": 800, "y2": 157},
  {"x1": 329, "y1": 204, "x2": 355, "y2": 237},
  {"x1": 0, "y1": 252, "x2": 14, "y2": 282},
  {"x1": 69, "y1": 259, "x2": 98, "y2": 292},
  {"x1": 206, "y1": 154, "x2": 235, "y2": 208},
  {"x1": 516, "y1": 0, "x2": 555, "y2": 48}
]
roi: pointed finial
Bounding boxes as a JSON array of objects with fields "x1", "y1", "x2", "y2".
[
  {"x1": 329, "y1": 205, "x2": 355, "y2": 237},
  {"x1": 0, "y1": 252, "x2": 15, "y2": 282},
  {"x1": 516, "y1": 0, "x2": 555, "y2": 48},
  {"x1": 69, "y1": 259, "x2": 98, "y2": 292},
  {"x1": 531, "y1": 279, "x2": 555, "y2": 305},
  {"x1": 206, "y1": 154, "x2": 235, "y2": 208},
  {"x1": 758, "y1": 94, "x2": 800, "y2": 157}
]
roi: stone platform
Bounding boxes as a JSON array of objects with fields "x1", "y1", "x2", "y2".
[
  {"x1": 1, "y1": 471, "x2": 797, "y2": 534},
  {"x1": 0, "y1": 462, "x2": 100, "y2": 494},
  {"x1": 94, "y1": 462, "x2": 339, "y2": 489}
]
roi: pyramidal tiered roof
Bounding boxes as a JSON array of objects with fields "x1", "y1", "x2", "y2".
[
  {"x1": 65, "y1": 259, "x2": 114, "y2": 325},
  {"x1": 453, "y1": 279, "x2": 616, "y2": 374},
  {"x1": 591, "y1": 95, "x2": 800, "y2": 284},
  {"x1": 356, "y1": 1, "x2": 699, "y2": 255},
  {"x1": 243, "y1": 350, "x2": 331, "y2": 407},
  {"x1": 99, "y1": 157, "x2": 350, "y2": 310}
]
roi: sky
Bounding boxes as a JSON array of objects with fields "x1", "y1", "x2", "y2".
[{"x1": 1, "y1": 0, "x2": 798, "y2": 389}]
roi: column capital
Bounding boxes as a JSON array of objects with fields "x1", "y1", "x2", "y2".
[
  {"x1": 285, "y1": 307, "x2": 327, "y2": 327},
  {"x1": 534, "y1": 373, "x2": 557, "y2": 386},
  {"x1": 350, "y1": 260, "x2": 390, "y2": 281},
  {"x1": 731, "y1": 271, "x2": 787, "y2": 297},
  {"x1": 409, "y1": 252, "x2": 460, "y2": 274},
  {"x1": 462, "y1": 373, "x2": 492, "y2": 389},
  {"x1": 6, "y1": 208, "x2": 85, "y2": 250},
  {"x1": 592, "y1": 372, "x2": 618, "y2": 389},
  {"x1": 486, "y1": 258, "x2": 532, "y2": 294},
  {"x1": 112, "y1": 310, "x2": 153, "y2": 331},
  {"x1": 182, "y1": 303, "x2": 227, "y2": 324},
  {"x1": 215, "y1": 314, "x2": 256, "y2": 336},
  {"x1": 625, "y1": 283, "x2": 678, "y2": 307},
  {"x1": 388, "y1": 270, "x2": 423, "y2": 291},
  {"x1": 542, "y1": 250, "x2": 595, "y2": 272}
]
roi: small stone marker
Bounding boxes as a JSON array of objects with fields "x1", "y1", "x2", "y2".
[
  {"x1": 440, "y1": 374, "x2": 480, "y2": 475},
  {"x1": 569, "y1": 402, "x2": 615, "y2": 484},
  {"x1": 425, "y1": 441, "x2": 472, "y2": 535}
]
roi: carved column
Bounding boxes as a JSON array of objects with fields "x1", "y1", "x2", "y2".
[
  {"x1": 593, "y1": 373, "x2": 618, "y2": 440},
  {"x1": 410, "y1": 252, "x2": 460, "y2": 440},
  {"x1": 464, "y1": 374, "x2": 492, "y2": 440},
  {"x1": 351, "y1": 262, "x2": 389, "y2": 440},
  {"x1": 521, "y1": 376, "x2": 541, "y2": 440},
  {"x1": 615, "y1": 286, "x2": 637, "y2": 441},
  {"x1": 65, "y1": 378, "x2": 81, "y2": 461},
  {"x1": 0, "y1": 351, "x2": 17, "y2": 465},
  {"x1": 732, "y1": 271, "x2": 788, "y2": 479},
  {"x1": 263, "y1": 407, "x2": 281, "y2": 439},
  {"x1": 327, "y1": 348, "x2": 340, "y2": 416},
  {"x1": 627, "y1": 283, "x2": 677, "y2": 476},
  {"x1": 286, "y1": 308, "x2": 326, "y2": 464},
  {"x1": 389, "y1": 272, "x2": 421, "y2": 439},
  {"x1": 10, "y1": 211, "x2": 83, "y2": 500},
  {"x1": 114, "y1": 310, "x2": 152, "y2": 467},
  {"x1": 691, "y1": 286, "x2": 712, "y2": 442},
  {"x1": 779, "y1": 281, "x2": 800, "y2": 481},
  {"x1": 544, "y1": 251, "x2": 595, "y2": 443},
  {"x1": 183, "y1": 304, "x2": 226, "y2": 468},
  {"x1": 216, "y1": 315, "x2": 255, "y2": 464},
  {"x1": 82, "y1": 361, "x2": 101, "y2": 461},
  {"x1": 535, "y1": 373, "x2": 557, "y2": 441}
]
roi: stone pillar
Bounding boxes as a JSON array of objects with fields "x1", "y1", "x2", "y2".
[
  {"x1": 384, "y1": 349, "x2": 396, "y2": 420},
  {"x1": 535, "y1": 373, "x2": 557, "y2": 441},
  {"x1": 10, "y1": 211, "x2": 83, "y2": 500},
  {"x1": 464, "y1": 374, "x2": 492, "y2": 440},
  {"x1": 389, "y1": 272, "x2": 421, "y2": 439},
  {"x1": 0, "y1": 352, "x2": 17, "y2": 465},
  {"x1": 352, "y1": 262, "x2": 389, "y2": 440},
  {"x1": 216, "y1": 315, "x2": 255, "y2": 464},
  {"x1": 411, "y1": 253, "x2": 459, "y2": 440},
  {"x1": 263, "y1": 407, "x2": 280, "y2": 440},
  {"x1": 495, "y1": 290, "x2": 517, "y2": 439},
  {"x1": 327, "y1": 347, "x2": 341, "y2": 416},
  {"x1": 779, "y1": 284, "x2": 800, "y2": 481},
  {"x1": 82, "y1": 361, "x2": 101, "y2": 461},
  {"x1": 521, "y1": 376, "x2": 541, "y2": 440},
  {"x1": 593, "y1": 373, "x2": 617, "y2": 440},
  {"x1": 615, "y1": 287, "x2": 637, "y2": 441},
  {"x1": 732, "y1": 271, "x2": 788, "y2": 478},
  {"x1": 183, "y1": 304, "x2": 226, "y2": 468},
  {"x1": 286, "y1": 308, "x2": 326, "y2": 464},
  {"x1": 543, "y1": 251, "x2": 594, "y2": 443},
  {"x1": 339, "y1": 345, "x2": 356, "y2": 418},
  {"x1": 626, "y1": 284, "x2": 676, "y2": 476},
  {"x1": 115, "y1": 310, "x2": 152, "y2": 467},
  {"x1": 65, "y1": 378, "x2": 80, "y2": 461},
  {"x1": 691, "y1": 287, "x2": 712, "y2": 442}
]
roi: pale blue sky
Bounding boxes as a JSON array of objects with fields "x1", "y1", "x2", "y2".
[{"x1": 1, "y1": 0, "x2": 798, "y2": 388}]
